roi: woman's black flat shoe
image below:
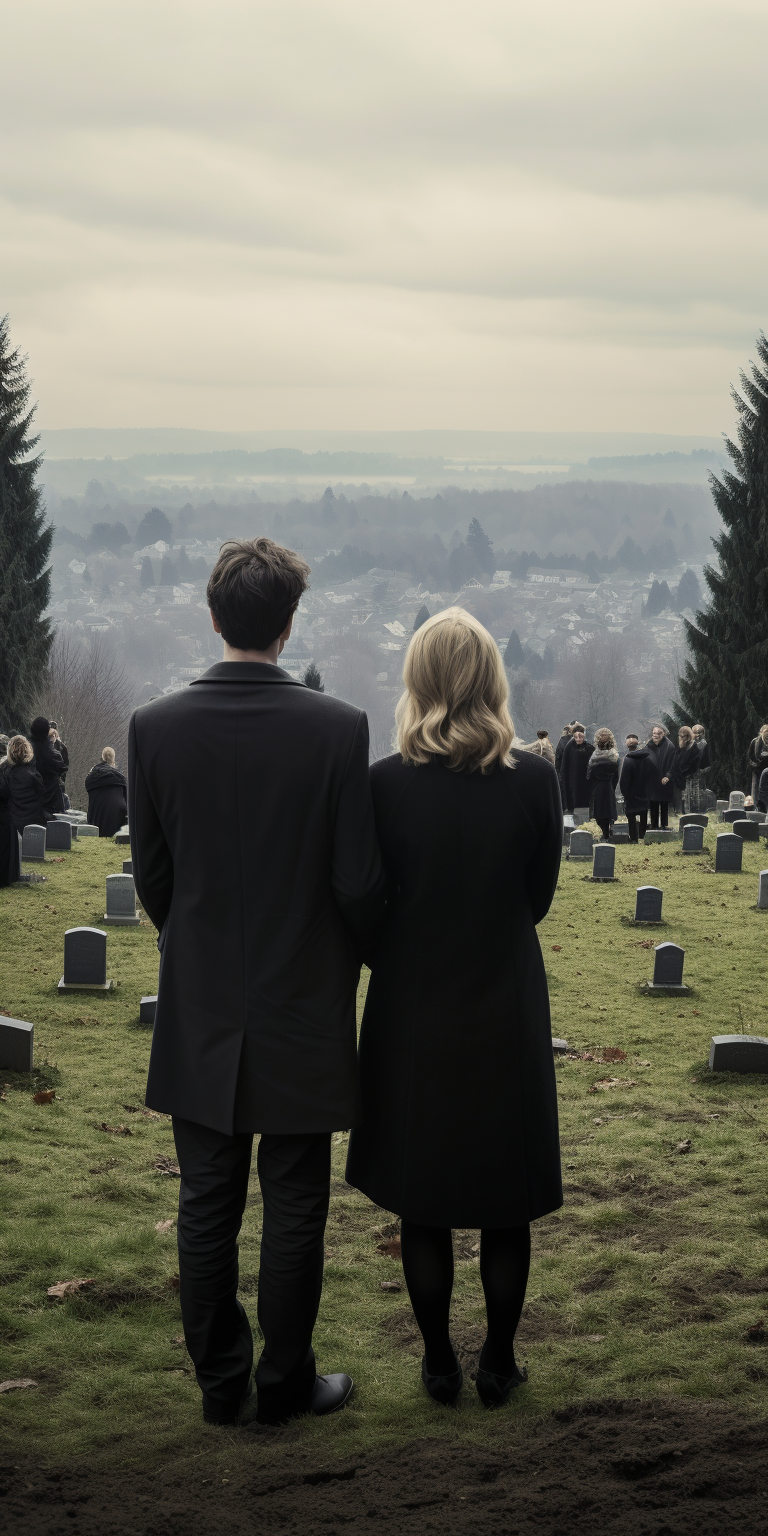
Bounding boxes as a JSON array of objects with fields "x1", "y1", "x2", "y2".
[
  {"x1": 421, "y1": 1357, "x2": 463, "y2": 1407},
  {"x1": 476, "y1": 1364, "x2": 527, "y2": 1407}
]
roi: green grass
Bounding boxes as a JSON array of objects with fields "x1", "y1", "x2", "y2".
[{"x1": 1, "y1": 828, "x2": 767, "y2": 1475}]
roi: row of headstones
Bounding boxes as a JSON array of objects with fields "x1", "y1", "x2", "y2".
[
  {"x1": 568, "y1": 826, "x2": 765, "y2": 874},
  {"x1": 21, "y1": 820, "x2": 99, "y2": 858}
]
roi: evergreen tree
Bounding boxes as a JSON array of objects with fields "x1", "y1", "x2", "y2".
[
  {"x1": 160, "y1": 553, "x2": 177, "y2": 585},
  {"x1": 413, "y1": 603, "x2": 430, "y2": 631},
  {"x1": 135, "y1": 506, "x2": 173, "y2": 546},
  {"x1": 643, "y1": 578, "x2": 671, "y2": 617},
  {"x1": 448, "y1": 542, "x2": 480, "y2": 589},
  {"x1": 503, "y1": 630, "x2": 525, "y2": 668},
  {"x1": 88, "y1": 520, "x2": 129, "y2": 553},
  {"x1": 0, "y1": 316, "x2": 53, "y2": 729},
  {"x1": 675, "y1": 566, "x2": 701, "y2": 611},
  {"x1": 303, "y1": 662, "x2": 324, "y2": 692},
  {"x1": 140, "y1": 556, "x2": 155, "y2": 589},
  {"x1": 667, "y1": 334, "x2": 768, "y2": 794},
  {"x1": 465, "y1": 517, "x2": 495, "y2": 575}
]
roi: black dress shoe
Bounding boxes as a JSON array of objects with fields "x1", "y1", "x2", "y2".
[
  {"x1": 476, "y1": 1363, "x2": 527, "y2": 1408},
  {"x1": 309, "y1": 1373, "x2": 354, "y2": 1415},
  {"x1": 421, "y1": 1356, "x2": 463, "y2": 1407}
]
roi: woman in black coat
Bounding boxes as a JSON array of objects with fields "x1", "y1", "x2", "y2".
[
  {"x1": 560, "y1": 724, "x2": 594, "y2": 813},
  {"x1": 619, "y1": 739, "x2": 652, "y2": 843},
  {"x1": 673, "y1": 726, "x2": 700, "y2": 809},
  {"x1": 645, "y1": 725, "x2": 675, "y2": 829},
  {"x1": 346, "y1": 608, "x2": 563, "y2": 1410},
  {"x1": 29, "y1": 716, "x2": 65, "y2": 816},
  {"x1": 586, "y1": 727, "x2": 619, "y2": 840},
  {"x1": 85, "y1": 748, "x2": 128, "y2": 836},
  {"x1": 0, "y1": 736, "x2": 46, "y2": 885}
]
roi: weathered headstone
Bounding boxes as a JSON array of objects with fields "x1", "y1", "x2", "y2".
[
  {"x1": 74, "y1": 823, "x2": 99, "y2": 839},
  {"x1": 634, "y1": 885, "x2": 663, "y2": 923},
  {"x1": 715, "y1": 833, "x2": 743, "y2": 873},
  {"x1": 716, "y1": 799, "x2": 728, "y2": 813},
  {"x1": 568, "y1": 829, "x2": 593, "y2": 860},
  {"x1": 746, "y1": 810, "x2": 765, "y2": 822},
  {"x1": 709, "y1": 1035, "x2": 768, "y2": 1073},
  {"x1": 681, "y1": 824, "x2": 704, "y2": 855},
  {"x1": 45, "y1": 820, "x2": 72, "y2": 852},
  {"x1": 114, "y1": 825, "x2": 131, "y2": 845},
  {"x1": 647, "y1": 941, "x2": 689, "y2": 994},
  {"x1": 758, "y1": 870, "x2": 768, "y2": 910},
  {"x1": 562, "y1": 814, "x2": 576, "y2": 846},
  {"x1": 733, "y1": 819, "x2": 759, "y2": 842},
  {"x1": 139, "y1": 995, "x2": 157, "y2": 1024},
  {"x1": 592, "y1": 843, "x2": 616, "y2": 880},
  {"x1": 644, "y1": 828, "x2": 677, "y2": 843},
  {"x1": 0, "y1": 1016, "x2": 33, "y2": 1070},
  {"x1": 122, "y1": 858, "x2": 133, "y2": 875},
  {"x1": 679, "y1": 813, "x2": 708, "y2": 829},
  {"x1": 58, "y1": 927, "x2": 113, "y2": 992},
  {"x1": 573, "y1": 807, "x2": 590, "y2": 826},
  {"x1": 21, "y1": 825, "x2": 46, "y2": 862},
  {"x1": 552, "y1": 1038, "x2": 569, "y2": 1054},
  {"x1": 611, "y1": 818, "x2": 630, "y2": 843},
  {"x1": 721, "y1": 808, "x2": 748, "y2": 824},
  {"x1": 729, "y1": 791, "x2": 745, "y2": 809},
  {"x1": 104, "y1": 873, "x2": 140, "y2": 926}
]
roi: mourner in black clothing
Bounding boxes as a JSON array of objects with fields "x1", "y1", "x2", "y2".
[
  {"x1": 673, "y1": 726, "x2": 700, "y2": 800},
  {"x1": 758, "y1": 766, "x2": 768, "y2": 815},
  {"x1": 619, "y1": 735, "x2": 652, "y2": 843},
  {"x1": 0, "y1": 735, "x2": 45, "y2": 886},
  {"x1": 346, "y1": 608, "x2": 562, "y2": 1409},
  {"x1": 554, "y1": 725, "x2": 572, "y2": 779},
  {"x1": 560, "y1": 724, "x2": 594, "y2": 813},
  {"x1": 129, "y1": 537, "x2": 384, "y2": 1429},
  {"x1": 747, "y1": 725, "x2": 768, "y2": 802},
  {"x1": 29, "y1": 716, "x2": 65, "y2": 816},
  {"x1": 85, "y1": 748, "x2": 128, "y2": 835},
  {"x1": 645, "y1": 725, "x2": 675, "y2": 829},
  {"x1": 586, "y1": 727, "x2": 619, "y2": 840}
]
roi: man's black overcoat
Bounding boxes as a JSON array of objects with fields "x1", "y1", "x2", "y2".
[
  {"x1": 619, "y1": 747, "x2": 651, "y2": 812},
  {"x1": 560, "y1": 737, "x2": 594, "y2": 812},
  {"x1": 345, "y1": 749, "x2": 563, "y2": 1228},
  {"x1": 128, "y1": 662, "x2": 383, "y2": 1136},
  {"x1": 85, "y1": 763, "x2": 128, "y2": 836}
]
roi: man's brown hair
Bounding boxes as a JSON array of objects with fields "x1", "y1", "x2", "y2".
[{"x1": 207, "y1": 538, "x2": 310, "y2": 652}]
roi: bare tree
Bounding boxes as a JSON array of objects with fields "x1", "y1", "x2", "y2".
[{"x1": 32, "y1": 628, "x2": 137, "y2": 808}]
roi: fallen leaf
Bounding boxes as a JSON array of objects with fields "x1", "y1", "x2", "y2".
[
  {"x1": 379, "y1": 1280, "x2": 403, "y2": 1293},
  {"x1": 692, "y1": 1011, "x2": 701, "y2": 1016},
  {"x1": 170, "y1": 1335, "x2": 187, "y2": 1348},
  {"x1": 32, "y1": 1090, "x2": 56, "y2": 1104},
  {"x1": 0, "y1": 1379, "x2": 38, "y2": 1393},
  {"x1": 592, "y1": 1117, "x2": 603, "y2": 1125},
  {"x1": 97, "y1": 1122, "x2": 132, "y2": 1136},
  {"x1": 471, "y1": 1241, "x2": 481, "y2": 1253},
  {"x1": 675, "y1": 1139, "x2": 692, "y2": 1154},
  {"x1": 589, "y1": 1078, "x2": 638, "y2": 1092},
  {"x1": 551, "y1": 945, "x2": 562, "y2": 952},
  {"x1": 586, "y1": 1334, "x2": 605, "y2": 1342},
  {"x1": 638, "y1": 1060, "x2": 652, "y2": 1067},
  {"x1": 375, "y1": 1237, "x2": 402, "y2": 1259},
  {"x1": 47, "y1": 1278, "x2": 96, "y2": 1301},
  {"x1": 155, "y1": 1219, "x2": 175, "y2": 1233},
  {"x1": 165, "y1": 1275, "x2": 180, "y2": 1291},
  {"x1": 154, "y1": 1156, "x2": 181, "y2": 1177},
  {"x1": 123, "y1": 1104, "x2": 164, "y2": 1120}
]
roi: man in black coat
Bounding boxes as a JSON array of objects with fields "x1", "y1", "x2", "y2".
[
  {"x1": 560, "y1": 723, "x2": 594, "y2": 813},
  {"x1": 129, "y1": 537, "x2": 384, "y2": 1427},
  {"x1": 619, "y1": 734, "x2": 652, "y2": 843},
  {"x1": 29, "y1": 717, "x2": 65, "y2": 816}
]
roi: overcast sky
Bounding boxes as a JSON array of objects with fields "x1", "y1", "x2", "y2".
[{"x1": 2, "y1": 0, "x2": 767, "y2": 433}]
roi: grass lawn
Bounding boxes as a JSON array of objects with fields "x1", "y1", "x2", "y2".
[{"x1": 1, "y1": 826, "x2": 767, "y2": 1486}]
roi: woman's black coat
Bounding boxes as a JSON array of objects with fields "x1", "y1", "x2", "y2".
[
  {"x1": 31, "y1": 738, "x2": 65, "y2": 815},
  {"x1": 619, "y1": 747, "x2": 652, "y2": 812},
  {"x1": 586, "y1": 750, "x2": 619, "y2": 823},
  {"x1": 0, "y1": 763, "x2": 47, "y2": 830},
  {"x1": 85, "y1": 764, "x2": 128, "y2": 836},
  {"x1": 345, "y1": 750, "x2": 563, "y2": 1228},
  {"x1": 673, "y1": 743, "x2": 700, "y2": 788},
  {"x1": 560, "y1": 738, "x2": 594, "y2": 812},
  {"x1": 645, "y1": 736, "x2": 676, "y2": 804}
]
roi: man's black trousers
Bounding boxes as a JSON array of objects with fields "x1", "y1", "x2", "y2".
[{"x1": 172, "y1": 1119, "x2": 331, "y2": 1422}]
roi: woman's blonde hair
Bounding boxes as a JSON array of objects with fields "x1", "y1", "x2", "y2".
[
  {"x1": 396, "y1": 607, "x2": 515, "y2": 773},
  {"x1": 594, "y1": 727, "x2": 616, "y2": 751},
  {"x1": 678, "y1": 725, "x2": 693, "y2": 746},
  {"x1": 101, "y1": 746, "x2": 116, "y2": 764},
  {"x1": 8, "y1": 735, "x2": 34, "y2": 765},
  {"x1": 760, "y1": 724, "x2": 768, "y2": 743}
]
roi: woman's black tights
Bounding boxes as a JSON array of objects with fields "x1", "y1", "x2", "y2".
[{"x1": 400, "y1": 1220, "x2": 531, "y2": 1377}]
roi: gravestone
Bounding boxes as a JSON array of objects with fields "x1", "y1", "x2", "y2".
[
  {"x1": 611, "y1": 818, "x2": 630, "y2": 844},
  {"x1": 562, "y1": 814, "x2": 576, "y2": 846},
  {"x1": 758, "y1": 870, "x2": 768, "y2": 910},
  {"x1": 715, "y1": 833, "x2": 743, "y2": 873},
  {"x1": 568, "y1": 829, "x2": 593, "y2": 860},
  {"x1": 647, "y1": 941, "x2": 689, "y2": 994},
  {"x1": 573, "y1": 807, "x2": 590, "y2": 826},
  {"x1": 716, "y1": 799, "x2": 728, "y2": 813},
  {"x1": 745, "y1": 810, "x2": 765, "y2": 823},
  {"x1": 634, "y1": 885, "x2": 663, "y2": 923},
  {"x1": 681, "y1": 824, "x2": 704, "y2": 855},
  {"x1": 0, "y1": 1016, "x2": 34, "y2": 1071},
  {"x1": 58, "y1": 927, "x2": 113, "y2": 993},
  {"x1": 21, "y1": 825, "x2": 47, "y2": 862},
  {"x1": 104, "y1": 873, "x2": 140, "y2": 926},
  {"x1": 709, "y1": 1035, "x2": 768, "y2": 1073},
  {"x1": 592, "y1": 843, "x2": 616, "y2": 880},
  {"x1": 733, "y1": 819, "x2": 759, "y2": 842},
  {"x1": 552, "y1": 1038, "x2": 569, "y2": 1054},
  {"x1": 45, "y1": 820, "x2": 72, "y2": 852},
  {"x1": 729, "y1": 791, "x2": 745, "y2": 809},
  {"x1": 139, "y1": 995, "x2": 157, "y2": 1024},
  {"x1": 74, "y1": 823, "x2": 99, "y2": 839},
  {"x1": 114, "y1": 825, "x2": 131, "y2": 845},
  {"x1": 704, "y1": 790, "x2": 718, "y2": 810},
  {"x1": 122, "y1": 858, "x2": 133, "y2": 875},
  {"x1": 679, "y1": 813, "x2": 708, "y2": 829},
  {"x1": 721, "y1": 808, "x2": 748, "y2": 824},
  {"x1": 644, "y1": 828, "x2": 677, "y2": 843}
]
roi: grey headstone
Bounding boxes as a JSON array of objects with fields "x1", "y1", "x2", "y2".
[
  {"x1": 758, "y1": 870, "x2": 768, "y2": 910},
  {"x1": 715, "y1": 833, "x2": 743, "y2": 873},
  {"x1": 644, "y1": 828, "x2": 677, "y2": 843},
  {"x1": 573, "y1": 807, "x2": 590, "y2": 825},
  {"x1": 552, "y1": 1038, "x2": 569, "y2": 1054},
  {"x1": 721, "y1": 808, "x2": 748, "y2": 824},
  {"x1": 716, "y1": 800, "x2": 728, "y2": 812},
  {"x1": 60, "y1": 927, "x2": 110, "y2": 991},
  {"x1": 709, "y1": 1035, "x2": 768, "y2": 1073},
  {"x1": 104, "y1": 873, "x2": 139, "y2": 925},
  {"x1": 635, "y1": 885, "x2": 663, "y2": 923},
  {"x1": 46, "y1": 820, "x2": 72, "y2": 851},
  {"x1": 21, "y1": 825, "x2": 46, "y2": 862},
  {"x1": 0, "y1": 1016, "x2": 34, "y2": 1071},
  {"x1": 652, "y1": 942, "x2": 685, "y2": 988},
  {"x1": 568, "y1": 829, "x2": 593, "y2": 860},
  {"x1": 139, "y1": 995, "x2": 157, "y2": 1024},
  {"x1": 562, "y1": 814, "x2": 576, "y2": 846},
  {"x1": 122, "y1": 858, "x2": 133, "y2": 875},
  {"x1": 74, "y1": 823, "x2": 99, "y2": 839},
  {"x1": 681, "y1": 824, "x2": 704, "y2": 854},
  {"x1": 679, "y1": 813, "x2": 708, "y2": 829},
  {"x1": 114, "y1": 825, "x2": 130, "y2": 845},
  {"x1": 746, "y1": 810, "x2": 765, "y2": 822},
  {"x1": 592, "y1": 843, "x2": 616, "y2": 879},
  {"x1": 729, "y1": 791, "x2": 745, "y2": 809},
  {"x1": 733, "y1": 819, "x2": 759, "y2": 842}
]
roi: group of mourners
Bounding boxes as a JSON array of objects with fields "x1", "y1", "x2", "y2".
[{"x1": 0, "y1": 719, "x2": 128, "y2": 887}]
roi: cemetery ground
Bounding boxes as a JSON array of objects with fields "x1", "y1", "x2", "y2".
[{"x1": 1, "y1": 833, "x2": 767, "y2": 1535}]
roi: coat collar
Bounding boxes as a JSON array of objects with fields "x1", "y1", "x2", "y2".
[{"x1": 189, "y1": 662, "x2": 302, "y2": 686}]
